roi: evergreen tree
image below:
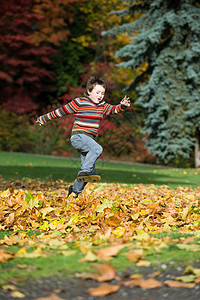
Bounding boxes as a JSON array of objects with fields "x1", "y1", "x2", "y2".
[{"x1": 104, "y1": 0, "x2": 200, "y2": 167}]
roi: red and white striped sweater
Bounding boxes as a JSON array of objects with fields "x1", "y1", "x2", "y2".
[{"x1": 38, "y1": 96, "x2": 126, "y2": 138}]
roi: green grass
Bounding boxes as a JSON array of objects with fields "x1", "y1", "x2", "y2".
[
  {"x1": 0, "y1": 251, "x2": 91, "y2": 285},
  {"x1": 0, "y1": 151, "x2": 199, "y2": 188},
  {"x1": 1, "y1": 232, "x2": 200, "y2": 286}
]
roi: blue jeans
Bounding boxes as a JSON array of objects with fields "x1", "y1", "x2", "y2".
[{"x1": 70, "y1": 134, "x2": 103, "y2": 194}]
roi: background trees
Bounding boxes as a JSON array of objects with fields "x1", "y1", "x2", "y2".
[
  {"x1": 104, "y1": 0, "x2": 200, "y2": 167},
  {"x1": 0, "y1": 0, "x2": 81, "y2": 113},
  {"x1": 1, "y1": 0, "x2": 151, "y2": 163},
  {"x1": 2, "y1": 0, "x2": 199, "y2": 167}
]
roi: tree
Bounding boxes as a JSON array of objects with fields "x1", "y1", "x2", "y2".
[
  {"x1": 104, "y1": 0, "x2": 200, "y2": 167},
  {"x1": 0, "y1": 0, "x2": 81, "y2": 113}
]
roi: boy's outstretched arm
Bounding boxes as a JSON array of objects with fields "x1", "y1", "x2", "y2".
[
  {"x1": 35, "y1": 98, "x2": 80, "y2": 126},
  {"x1": 120, "y1": 95, "x2": 130, "y2": 108}
]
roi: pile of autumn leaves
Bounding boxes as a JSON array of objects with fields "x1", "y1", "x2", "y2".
[{"x1": 1, "y1": 178, "x2": 200, "y2": 297}]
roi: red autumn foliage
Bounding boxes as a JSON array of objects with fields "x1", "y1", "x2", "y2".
[
  {"x1": 0, "y1": 0, "x2": 80, "y2": 114},
  {"x1": 0, "y1": 0, "x2": 57, "y2": 113}
]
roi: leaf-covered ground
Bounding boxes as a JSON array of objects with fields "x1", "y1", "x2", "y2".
[{"x1": 1, "y1": 177, "x2": 200, "y2": 299}]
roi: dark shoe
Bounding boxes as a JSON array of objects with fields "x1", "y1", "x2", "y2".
[
  {"x1": 77, "y1": 172, "x2": 101, "y2": 183},
  {"x1": 68, "y1": 185, "x2": 78, "y2": 198}
]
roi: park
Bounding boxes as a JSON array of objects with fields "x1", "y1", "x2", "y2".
[{"x1": 0, "y1": 0, "x2": 200, "y2": 299}]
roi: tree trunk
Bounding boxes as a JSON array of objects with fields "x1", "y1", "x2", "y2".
[{"x1": 195, "y1": 129, "x2": 200, "y2": 168}]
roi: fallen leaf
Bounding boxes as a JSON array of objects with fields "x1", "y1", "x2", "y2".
[
  {"x1": 10, "y1": 290, "x2": 25, "y2": 298},
  {"x1": 121, "y1": 278, "x2": 163, "y2": 289},
  {"x1": 92, "y1": 263, "x2": 116, "y2": 282},
  {"x1": 126, "y1": 249, "x2": 144, "y2": 261},
  {"x1": 130, "y1": 273, "x2": 143, "y2": 279},
  {"x1": 112, "y1": 226, "x2": 126, "y2": 238},
  {"x1": 16, "y1": 247, "x2": 44, "y2": 258},
  {"x1": 150, "y1": 271, "x2": 160, "y2": 277},
  {"x1": 184, "y1": 265, "x2": 200, "y2": 276},
  {"x1": 195, "y1": 277, "x2": 200, "y2": 284},
  {"x1": 96, "y1": 244, "x2": 125, "y2": 260},
  {"x1": 136, "y1": 260, "x2": 151, "y2": 267},
  {"x1": 80, "y1": 250, "x2": 98, "y2": 262},
  {"x1": 175, "y1": 275, "x2": 196, "y2": 283},
  {"x1": 182, "y1": 236, "x2": 195, "y2": 244},
  {"x1": 134, "y1": 230, "x2": 151, "y2": 241},
  {"x1": 139, "y1": 278, "x2": 163, "y2": 289},
  {"x1": 40, "y1": 207, "x2": 55, "y2": 218},
  {"x1": 0, "y1": 250, "x2": 13, "y2": 262},
  {"x1": 2, "y1": 284, "x2": 17, "y2": 291},
  {"x1": 88, "y1": 283, "x2": 120, "y2": 296},
  {"x1": 176, "y1": 244, "x2": 200, "y2": 251},
  {"x1": 164, "y1": 280, "x2": 196, "y2": 288}
]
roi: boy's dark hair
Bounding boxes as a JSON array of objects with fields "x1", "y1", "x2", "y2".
[{"x1": 85, "y1": 76, "x2": 106, "y2": 96}]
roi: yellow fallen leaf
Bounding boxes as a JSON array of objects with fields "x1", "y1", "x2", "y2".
[
  {"x1": 80, "y1": 250, "x2": 98, "y2": 262},
  {"x1": 112, "y1": 226, "x2": 126, "y2": 238},
  {"x1": 10, "y1": 290, "x2": 25, "y2": 298},
  {"x1": 40, "y1": 220, "x2": 49, "y2": 231},
  {"x1": 184, "y1": 265, "x2": 200, "y2": 276},
  {"x1": 16, "y1": 247, "x2": 44, "y2": 258},
  {"x1": 134, "y1": 230, "x2": 150, "y2": 241},
  {"x1": 131, "y1": 212, "x2": 139, "y2": 220},
  {"x1": 182, "y1": 207, "x2": 190, "y2": 221},
  {"x1": 175, "y1": 275, "x2": 196, "y2": 283},
  {"x1": 0, "y1": 189, "x2": 11, "y2": 197},
  {"x1": 130, "y1": 273, "x2": 143, "y2": 279},
  {"x1": 2, "y1": 284, "x2": 17, "y2": 291},
  {"x1": 40, "y1": 207, "x2": 55, "y2": 218}
]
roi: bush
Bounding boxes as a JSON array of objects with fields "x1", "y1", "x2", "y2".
[{"x1": 0, "y1": 110, "x2": 33, "y2": 152}]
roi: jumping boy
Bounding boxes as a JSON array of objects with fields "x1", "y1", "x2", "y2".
[{"x1": 36, "y1": 76, "x2": 130, "y2": 198}]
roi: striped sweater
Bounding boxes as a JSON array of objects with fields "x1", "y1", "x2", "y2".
[{"x1": 38, "y1": 96, "x2": 126, "y2": 137}]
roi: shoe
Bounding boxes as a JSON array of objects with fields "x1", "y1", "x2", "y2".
[
  {"x1": 77, "y1": 172, "x2": 101, "y2": 183},
  {"x1": 68, "y1": 185, "x2": 78, "y2": 198}
]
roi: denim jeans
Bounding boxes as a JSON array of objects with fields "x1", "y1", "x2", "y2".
[{"x1": 70, "y1": 134, "x2": 103, "y2": 194}]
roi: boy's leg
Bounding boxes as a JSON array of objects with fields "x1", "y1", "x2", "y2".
[
  {"x1": 70, "y1": 134, "x2": 102, "y2": 173},
  {"x1": 70, "y1": 134, "x2": 102, "y2": 188},
  {"x1": 70, "y1": 147, "x2": 96, "y2": 195},
  {"x1": 72, "y1": 152, "x2": 87, "y2": 195}
]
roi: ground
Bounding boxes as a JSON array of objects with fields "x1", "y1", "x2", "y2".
[{"x1": 1, "y1": 266, "x2": 200, "y2": 300}]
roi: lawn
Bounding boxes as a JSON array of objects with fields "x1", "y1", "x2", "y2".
[{"x1": 0, "y1": 151, "x2": 199, "y2": 188}]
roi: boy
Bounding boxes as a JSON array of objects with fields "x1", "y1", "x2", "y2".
[{"x1": 36, "y1": 76, "x2": 130, "y2": 198}]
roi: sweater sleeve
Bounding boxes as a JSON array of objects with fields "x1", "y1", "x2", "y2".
[
  {"x1": 103, "y1": 103, "x2": 126, "y2": 117},
  {"x1": 37, "y1": 98, "x2": 79, "y2": 125}
]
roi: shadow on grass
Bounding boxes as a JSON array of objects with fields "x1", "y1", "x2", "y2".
[{"x1": 0, "y1": 165, "x2": 197, "y2": 187}]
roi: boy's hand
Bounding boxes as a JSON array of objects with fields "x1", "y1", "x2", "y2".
[
  {"x1": 36, "y1": 118, "x2": 43, "y2": 126},
  {"x1": 120, "y1": 95, "x2": 130, "y2": 107}
]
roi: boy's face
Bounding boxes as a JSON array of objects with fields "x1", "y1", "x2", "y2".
[{"x1": 87, "y1": 84, "x2": 105, "y2": 104}]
